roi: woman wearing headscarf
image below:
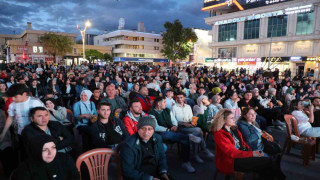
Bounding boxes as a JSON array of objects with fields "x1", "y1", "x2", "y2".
[
  {"x1": 193, "y1": 95, "x2": 211, "y2": 132},
  {"x1": 207, "y1": 95, "x2": 223, "y2": 122},
  {"x1": 12, "y1": 135, "x2": 79, "y2": 180},
  {"x1": 73, "y1": 90, "x2": 98, "y2": 128}
]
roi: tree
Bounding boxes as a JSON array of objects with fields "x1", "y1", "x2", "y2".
[
  {"x1": 39, "y1": 33, "x2": 74, "y2": 62},
  {"x1": 76, "y1": 39, "x2": 83, "y2": 44},
  {"x1": 103, "y1": 53, "x2": 113, "y2": 62},
  {"x1": 161, "y1": 19, "x2": 198, "y2": 63},
  {"x1": 85, "y1": 49, "x2": 104, "y2": 63}
]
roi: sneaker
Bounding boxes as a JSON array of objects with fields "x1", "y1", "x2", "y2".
[
  {"x1": 203, "y1": 148, "x2": 215, "y2": 158},
  {"x1": 181, "y1": 161, "x2": 196, "y2": 173},
  {"x1": 273, "y1": 120, "x2": 285, "y2": 126},
  {"x1": 189, "y1": 134, "x2": 201, "y2": 144},
  {"x1": 194, "y1": 155, "x2": 204, "y2": 163}
]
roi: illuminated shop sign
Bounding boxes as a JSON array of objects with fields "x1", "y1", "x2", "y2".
[
  {"x1": 214, "y1": 4, "x2": 312, "y2": 25},
  {"x1": 306, "y1": 57, "x2": 320, "y2": 62},
  {"x1": 203, "y1": 0, "x2": 292, "y2": 11},
  {"x1": 205, "y1": 58, "x2": 232, "y2": 62},
  {"x1": 236, "y1": 57, "x2": 261, "y2": 65},
  {"x1": 290, "y1": 56, "x2": 302, "y2": 61},
  {"x1": 261, "y1": 57, "x2": 290, "y2": 62}
]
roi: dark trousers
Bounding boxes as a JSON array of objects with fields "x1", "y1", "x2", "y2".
[
  {"x1": 159, "y1": 131, "x2": 190, "y2": 162},
  {"x1": 234, "y1": 157, "x2": 285, "y2": 180},
  {"x1": 0, "y1": 147, "x2": 17, "y2": 177}
]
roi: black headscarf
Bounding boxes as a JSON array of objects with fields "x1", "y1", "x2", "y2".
[{"x1": 27, "y1": 134, "x2": 55, "y2": 162}]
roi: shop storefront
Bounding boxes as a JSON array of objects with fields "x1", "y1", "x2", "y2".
[
  {"x1": 204, "y1": 58, "x2": 234, "y2": 70},
  {"x1": 114, "y1": 57, "x2": 169, "y2": 65},
  {"x1": 304, "y1": 56, "x2": 320, "y2": 79},
  {"x1": 261, "y1": 57, "x2": 290, "y2": 72}
]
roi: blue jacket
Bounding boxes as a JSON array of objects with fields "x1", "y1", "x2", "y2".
[
  {"x1": 237, "y1": 119, "x2": 264, "y2": 151},
  {"x1": 73, "y1": 101, "x2": 98, "y2": 127},
  {"x1": 120, "y1": 133, "x2": 167, "y2": 180}
]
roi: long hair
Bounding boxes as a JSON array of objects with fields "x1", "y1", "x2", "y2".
[
  {"x1": 289, "y1": 99, "x2": 300, "y2": 114},
  {"x1": 239, "y1": 107, "x2": 258, "y2": 127},
  {"x1": 210, "y1": 108, "x2": 233, "y2": 132}
]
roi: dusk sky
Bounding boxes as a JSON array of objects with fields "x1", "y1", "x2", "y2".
[{"x1": 0, "y1": 0, "x2": 210, "y2": 38}]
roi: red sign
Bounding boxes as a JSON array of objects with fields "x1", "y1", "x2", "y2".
[{"x1": 237, "y1": 58, "x2": 261, "y2": 65}]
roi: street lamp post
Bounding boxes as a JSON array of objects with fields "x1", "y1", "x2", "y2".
[
  {"x1": 77, "y1": 20, "x2": 91, "y2": 60},
  {"x1": 268, "y1": 25, "x2": 273, "y2": 70}
]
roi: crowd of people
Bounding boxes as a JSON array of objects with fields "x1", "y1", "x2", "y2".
[{"x1": 0, "y1": 62, "x2": 319, "y2": 180}]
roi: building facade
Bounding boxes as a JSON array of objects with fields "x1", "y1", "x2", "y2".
[
  {"x1": 0, "y1": 22, "x2": 111, "y2": 64},
  {"x1": 202, "y1": 0, "x2": 320, "y2": 78},
  {"x1": 94, "y1": 22, "x2": 167, "y2": 63},
  {"x1": 189, "y1": 28, "x2": 213, "y2": 64}
]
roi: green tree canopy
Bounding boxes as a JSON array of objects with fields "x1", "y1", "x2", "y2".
[
  {"x1": 39, "y1": 33, "x2": 74, "y2": 62},
  {"x1": 161, "y1": 19, "x2": 198, "y2": 63},
  {"x1": 85, "y1": 49, "x2": 104, "y2": 63},
  {"x1": 103, "y1": 53, "x2": 113, "y2": 62}
]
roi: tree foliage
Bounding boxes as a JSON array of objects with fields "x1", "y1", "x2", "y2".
[
  {"x1": 103, "y1": 53, "x2": 113, "y2": 62},
  {"x1": 39, "y1": 33, "x2": 74, "y2": 62},
  {"x1": 85, "y1": 49, "x2": 104, "y2": 63},
  {"x1": 161, "y1": 19, "x2": 198, "y2": 62}
]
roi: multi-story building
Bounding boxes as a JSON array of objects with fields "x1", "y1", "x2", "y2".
[
  {"x1": 94, "y1": 22, "x2": 169, "y2": 64},
  {"x1": 85, "y1": 34, "x2": 97, "y2": 45},
  {"x1": 0, "y1": 22, "x2": 111, "y2": 64},
  {"x1": 189, "y1": 28, "x2": 213, "y2": 64},
  {"x1": 202, "y1": 0, "x2": 320, "y2": 78}
]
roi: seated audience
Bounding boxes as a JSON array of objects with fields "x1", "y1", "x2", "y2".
[
  {"x1": 211, "y1": 109, "x2": 285, "y2": 180},
  {"x1": 120, "y1": 116, "x2": 171, "y2": 180},
  {"x1": 149, "y1": 97, "x2": 200, "y2": 173},
  {"x1": 44, "y1": 98, "x2": 69, "y2": 125},
  {"x1": 12, "y1": 135, "x2": 79, "y2": 180},
  {"x1": 90, "y1": 102, "x2": 129, "y2": 149},
  {"x1": 22, "y1": 107, "x2": 73, "y2": 152},
  {"x1": 122, "y1": 99, "x2": 148, "y2": 135},
  {"x1": 172, "y1": 92, "x2": 214, "y2": 163},
  {"x1": 290, "y1": 99, "x2": 320, "y2": 137}
]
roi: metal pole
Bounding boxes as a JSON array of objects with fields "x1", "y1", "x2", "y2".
[
  {"x1": 268, "y1": 25, "x2": 273, "y2": 70},
  {"x1": 82, "y1": 31, "x2": 86, "y2": 59}
]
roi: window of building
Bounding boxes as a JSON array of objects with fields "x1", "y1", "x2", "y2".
[
  {"x1": 267, "y1": 15, "x2": 288, "y2": 37},
  {"x1": 296, "y1": 11, "x2": 314, "y2": 35},
  {"x1": 154, "y1": 39, "x2": 160, "y2": 42},
  {"x1": 97, "y1": 40, "x2": 100, "y2": 44},
  {"x1": 244, "y1": 19, "x2": 260, "y2": 39},
  {"x1": 218, "y1": 47, "x2": 236, "y2": 58},
  {"x1": 218, "y1": 23, "x2": 237, "y2": 42},
  {"x1": 73, "y1": 48, "x2": 77, "y2": 54}
]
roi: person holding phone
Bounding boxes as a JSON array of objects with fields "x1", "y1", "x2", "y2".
[{"x1": 290, "y1": 99, "x2": 320, "y2": 137}]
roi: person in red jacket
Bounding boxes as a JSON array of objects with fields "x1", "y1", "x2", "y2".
[
  {"x1": 136, "y1": 86, "x2": 152, "y2": 113},
  {"x1": 210, "y1": 109, "x2": 285, "y2": 180},
  {"x1": 122, "y1": 99, "x2": 148, "y2": 135}
]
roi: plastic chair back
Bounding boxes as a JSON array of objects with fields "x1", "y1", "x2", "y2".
[
  {"x1": 284, "y1": 114, "x2": 293, "y2": 136},
  {"x1": 76, "y1": 148, "x2": 115, "y2": 180},
  {"x1": 66, "y1": 109, "x2": 74, "y2": 124}
]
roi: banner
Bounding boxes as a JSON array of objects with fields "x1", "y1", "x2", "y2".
[{"x1": 236, "y1": 58, "x2": 260, "y2": 65}]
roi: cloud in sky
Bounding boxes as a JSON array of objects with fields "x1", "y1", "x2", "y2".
[{"x1": 0, "y1": 0, "x2": 210, "y2": 37}]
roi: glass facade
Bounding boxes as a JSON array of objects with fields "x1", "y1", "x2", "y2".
[
  {"x1": 267, "y1": 15, "x2": 288, "y2": 37},
  {"x1": 244, "y1": 19, "x2": 260, "y2": 39},
  {"x1": 218, "y1": 23, "x2": 237, "y2": 42},
  {"x1": 296, "y1": 11, "x2": 314, "y2": 35}
]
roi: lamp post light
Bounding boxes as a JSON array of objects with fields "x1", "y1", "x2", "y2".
[{"x1": 77, "y1": 20, "x2": 91, "y2": 60}]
